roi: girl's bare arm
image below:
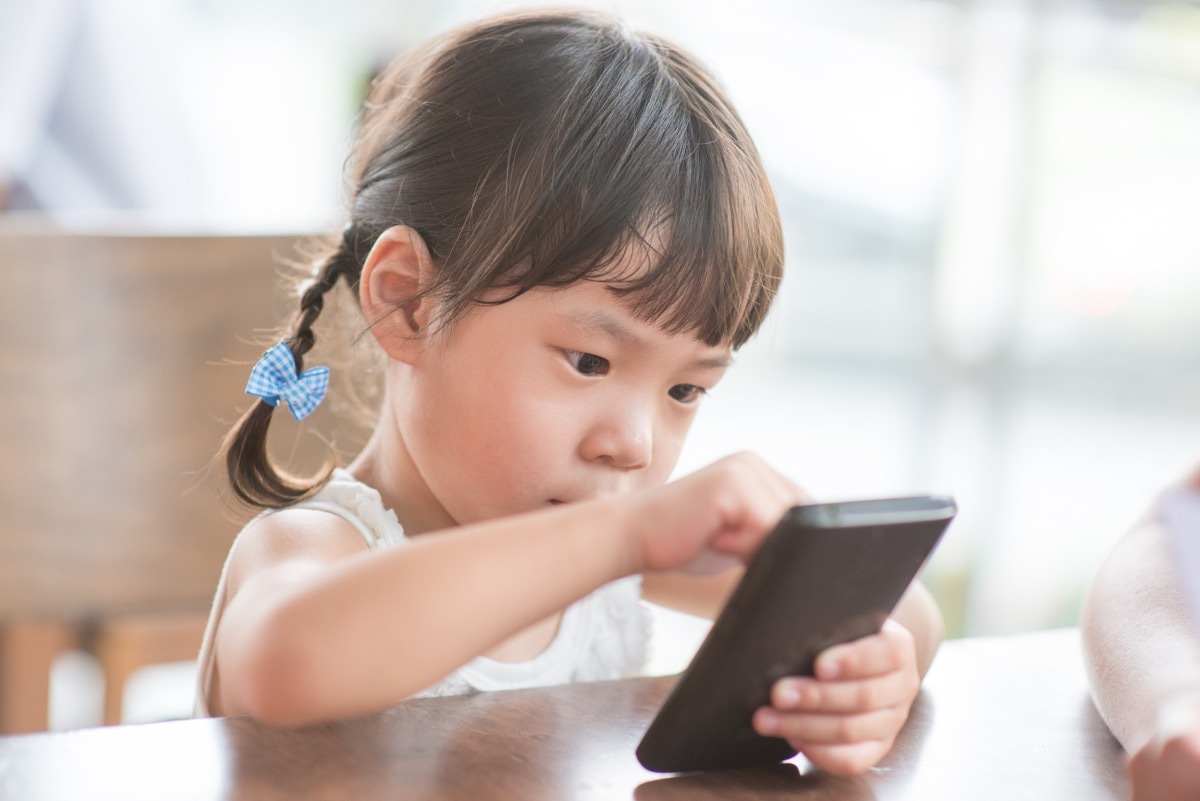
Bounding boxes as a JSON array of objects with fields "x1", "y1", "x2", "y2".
[
  {"x1": 216, "y1": 498, "x2": 634, "y2": 726},
  {"x1": 215, "y1": 452, "x2": 800, "y2": 726}
]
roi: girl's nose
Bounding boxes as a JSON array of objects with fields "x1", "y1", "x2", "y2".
[{"x1": 579, "y1": 404, "x2": 653, "y2": 470}]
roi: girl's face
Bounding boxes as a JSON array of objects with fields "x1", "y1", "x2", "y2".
[{"x1": 391, "y1": 276, "x2": 733, "y2": 530}]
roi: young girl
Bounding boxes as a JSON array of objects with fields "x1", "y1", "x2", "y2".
[{"x1": 197, "y1": 9, "x2": 943, "y2": 776}]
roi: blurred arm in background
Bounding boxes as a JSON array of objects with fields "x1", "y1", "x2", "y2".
[{"x1": 1081, "y1": 465, "x2": 1200, "y2": 800}]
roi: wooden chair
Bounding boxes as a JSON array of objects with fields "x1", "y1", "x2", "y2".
[{"x1": 0, "y1": 221, "x2": 364, "y2": 731}]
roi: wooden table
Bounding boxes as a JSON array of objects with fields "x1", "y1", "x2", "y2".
[{"x1": 0, "y1": 628, "x2": 1129, "y2": 800}]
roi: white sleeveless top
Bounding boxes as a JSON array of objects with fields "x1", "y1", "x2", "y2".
[{"x1": 195, "y1": 469, "x2": 651, "y2": 715}]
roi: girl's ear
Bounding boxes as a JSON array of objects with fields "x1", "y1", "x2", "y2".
[{"x1": 359, "y1": 225, "x2": 439, "y2": 364}]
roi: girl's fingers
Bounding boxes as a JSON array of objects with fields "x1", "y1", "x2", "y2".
[
  {"x1": 815, "y1": 621, "x2": 915, "y2": 680},
  {"x1": 720, "y1": 452, "x2": 806, "y2": 515},
  {"x1": 771, "y1": 670, "x2": 914, "y2": 714},
  {"x1": 704, "y1": 457, "x2": 805, "y2": 559},
  {"x1": 797, "y1": 740, "x2": 892, "y2": 777},
  {"x1": 754, "y1": 704, "x2": 906, "y2": 745}
]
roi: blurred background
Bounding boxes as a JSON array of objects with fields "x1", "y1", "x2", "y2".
[{"x1": 2, "y1": 0, "x2": 1198, "y2": 729}]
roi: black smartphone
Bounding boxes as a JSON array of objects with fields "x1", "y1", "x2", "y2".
[{"x1": 636, "y1": 495, "x2": 955, "y2": 774}]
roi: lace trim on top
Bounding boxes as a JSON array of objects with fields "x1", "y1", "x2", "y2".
[{"x1": 291, "y1": 468, "x2": 405, "y2": 549}]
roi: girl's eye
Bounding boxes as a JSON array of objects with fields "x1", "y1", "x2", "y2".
[
  {"x1": 566, "y1": 350, "x2": 609, "y2": 376},
  {"x1": 668, "y1": 384, "x2": 706, "y2": 403}
]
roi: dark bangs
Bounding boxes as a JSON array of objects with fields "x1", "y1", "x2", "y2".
[
  {"x1": 601, "y1": 39, "x2": 784, "y2": 350},
  {"x1": 353, "y1": 11, "x2": 784, "y2": 348}
]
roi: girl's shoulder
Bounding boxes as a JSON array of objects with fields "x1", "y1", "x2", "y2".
[
  {"x1": 277, "y1": 468, "x2": 406, "y2": 549},
  {"x1": 224, "y1": 469, "x2": 406, "y2": 589}
]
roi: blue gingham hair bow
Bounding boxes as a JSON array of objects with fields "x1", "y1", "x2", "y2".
[{"x1": 245, "y1": 341, "x2": 329, "y2": 421}]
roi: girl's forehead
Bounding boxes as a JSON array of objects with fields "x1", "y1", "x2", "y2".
[
  {"x1": 537, "y1": 280, "x2": 733, "y2": 359},
  {"x1": 461, "y1": 227, "x2": 750, "y2": 352}
]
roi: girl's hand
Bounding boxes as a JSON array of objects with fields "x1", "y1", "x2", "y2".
[
  {"x1": 624, "y1": 452, "x2": 808, "y2": 576},
  {"x1": 1128, "y1": 691, "x2": 1200, "y2": 801},
  {"x1": 750, "y1": 619, "x2": 921, "y2": 776}
]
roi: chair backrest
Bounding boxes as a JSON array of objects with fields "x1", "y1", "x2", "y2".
[{"x1": 0, "y1": 222, "x2": 366, "y2": 622}]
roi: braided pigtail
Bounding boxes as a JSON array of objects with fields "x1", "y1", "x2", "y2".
[{"x1": 221, "y1": 226, "x2": 367, "y2": 509}]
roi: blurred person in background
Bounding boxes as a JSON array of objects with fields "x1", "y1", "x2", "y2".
[
  {"x1": 1082, "y1": 463, "x2": 1200, "y2": 801},
  {"x1": 0, "y1": 0, "x2": 207, "y2": 216}
]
